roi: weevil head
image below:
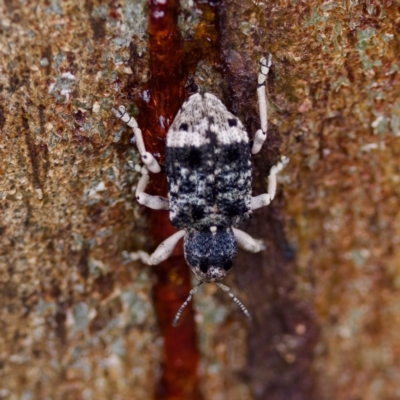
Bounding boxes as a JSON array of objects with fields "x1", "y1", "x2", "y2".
[{"x1": 183, "y1": 226, "x2": 237, "y2": 283}]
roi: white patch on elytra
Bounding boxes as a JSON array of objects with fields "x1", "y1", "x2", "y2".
[{"x1": 166, "y1": 93, "x2": 249, "y2": 148}]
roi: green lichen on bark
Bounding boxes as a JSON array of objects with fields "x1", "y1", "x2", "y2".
[{"x1": 0, "y1": 1, "x2": 160, "y2": 399}]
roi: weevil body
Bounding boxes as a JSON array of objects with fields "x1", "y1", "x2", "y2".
[
  {"x1": 113, "y1": 55, "x2": 288, "y2": 325},
  {"x1": 166, "y1": 92, "x2": 252, "y2": 283}
]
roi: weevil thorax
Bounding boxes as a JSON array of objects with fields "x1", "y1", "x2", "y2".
[{"x1": 183, "y1": 226, "x2": 238, "y2": 283}]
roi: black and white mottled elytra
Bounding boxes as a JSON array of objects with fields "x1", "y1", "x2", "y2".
[
  {"x1": 112, "y1": 54, "x2": 288, "y2": 326},
  {"x1": 166, "y1": 93, "x2": 252, "y2": 231}
]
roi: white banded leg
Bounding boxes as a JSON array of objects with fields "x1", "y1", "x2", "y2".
[
  {"x1": 149, "y1": 230, "x2": 186, "y2": 265},
  {"x1": 251, "y1": 156, "x2": 289, "y2": 210},
  {"x1": 252, "y1": 54, "x2": 272, "y2": 155},
  {"x1": 233, "y1": 228, "x2": 265, "y2": 253},
  {"x1": 136, "y1": 167, "x2": 169, "y2": 210},
  {"x1": 112, "y1": 106, "x2": 161, "y2": 173}
]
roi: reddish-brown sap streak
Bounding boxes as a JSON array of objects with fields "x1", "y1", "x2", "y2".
[
  {"x1": 143, "y1": 0, "x2": 186, "y2": 163},
  {"x1": 138, "y1": 1, "x2": 201, "y2": 399}
]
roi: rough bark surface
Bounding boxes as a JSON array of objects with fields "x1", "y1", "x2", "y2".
[{"x1": 1, "y1": 1, "x2": 400, "y2": 400}]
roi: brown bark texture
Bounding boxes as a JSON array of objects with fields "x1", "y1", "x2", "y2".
[{"x1": 1, "y1": 1, "x2": 400, "y2": 400}]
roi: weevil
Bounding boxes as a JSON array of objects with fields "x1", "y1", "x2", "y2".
[{"x1": 113, "y1": 55, "x2": 287, "y2": 325}]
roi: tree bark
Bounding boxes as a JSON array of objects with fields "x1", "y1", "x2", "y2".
[{"x1": 1, "y1": 1, "x2": 399, "y2": 399}]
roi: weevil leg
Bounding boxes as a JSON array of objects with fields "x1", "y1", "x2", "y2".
[
  {"x1": 251, "y1": 156, "x2": 289, "y2": 210},
  {"x1": 251, "y1": 193, "x2": 272, "y2": 210},
  {"x1": 149, "y1": 230, "x2": 186, "y2": 265},
  {"x1": 251, "y1": 157, "x2": 289, "y2": 210},
  {"x1": 233, "y1": 228, "x2": 265, "y2": 253},
  {"x1": 252, "y1": 54, "x2": 272, "y2": 155},
  {"x1": 112, "y1": 106, "x2": 161, "y2": 173},
  {"x1": 136, "y1": 167, "x2": 169, "y2": 210}
]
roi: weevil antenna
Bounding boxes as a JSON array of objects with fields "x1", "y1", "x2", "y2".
[
  {"x1": 216, "y1": 283, "x2": 252, "y2": 320},
  {"x1": 173, "y1": 282, "x2": 203, "y2": 327}
]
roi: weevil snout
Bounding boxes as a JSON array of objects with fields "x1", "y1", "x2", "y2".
[{"x1": 204, "y1": 266, "x2": 227, "y2": 283}]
